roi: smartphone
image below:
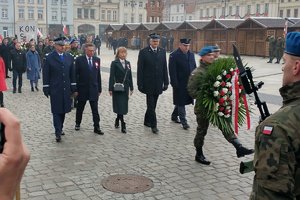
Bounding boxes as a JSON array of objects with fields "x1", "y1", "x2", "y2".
[{"x1": 0, "y1": 123, "x2": 5, "y2": 153}]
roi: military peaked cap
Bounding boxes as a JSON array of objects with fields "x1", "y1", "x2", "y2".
[{"x1": 180, "y1": 38, "x2": 191, "y2": 45}]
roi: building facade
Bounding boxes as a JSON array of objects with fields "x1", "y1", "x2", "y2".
[
  {"x1": 278, "y1": 0, "x2": 300, "y2": 18},
  {"x1": 163, "y1": 0, "x2": 197, "y2": 21},
  {"x1": 146, "y1": 0, "x2": 164, "y2": 22},
  {"x1": 0, "y1": 0, "x2": 14, "y2": 37},
  {"x1": 120, "y1": 0, "x2": 147, "y2": 23}
]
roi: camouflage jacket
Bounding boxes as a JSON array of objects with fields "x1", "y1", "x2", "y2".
[
  {"x1": 250, "y1": 81, "x2": 300, "y2": 200},
  {"x1": 187, "y1": 61, "x2": 210, "y2": 114}
]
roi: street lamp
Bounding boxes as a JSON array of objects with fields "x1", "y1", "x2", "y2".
[{"x1": 128, "y1": 0, "x2": 137, "y2": 23}]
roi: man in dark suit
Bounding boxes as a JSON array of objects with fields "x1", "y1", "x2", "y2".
[
  {"x1": 169, "y1": 38, "x2": 196, "y2": 130},
  {"x1": 0, "y1": 37, "x2": 12, "y2": 78},
  {"x1": 74, "y1": 43, "x2": 104, "y2": 135},
  {"x1": 43, "y1": 36, "x2": 77, "y2": 142},
  {"x1": 137, "y1": 33, "x2": 169, "y2": 134}
]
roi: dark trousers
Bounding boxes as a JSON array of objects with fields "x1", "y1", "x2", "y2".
[
  {"x1": 4, "y1": 60, "x2": 10, "y2": 77},
  {"x1": 76, "y1": 100, "x2": 100, "y2": 128},
  {"x1": 144, "y1": 94, "x2": 159, "y2": 128},
  {"x1": 117, "y1": 114, "x2": 124, "y2": 122},
  {"x1": 194, "y1": 113, "x2": 236, "y2": 149},
  {"x1": 53, "y1": 113, "x2": 65, "y2": 136},
  {"x1": 12, "y1": 70, "x2": 23, "y2": 89},
  {"x1": 171, "y1": 105, "x2": 187, "y2": 125}
]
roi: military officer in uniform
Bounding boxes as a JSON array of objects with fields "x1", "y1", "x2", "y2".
[
  {"x1": 169, "y1": 38, "x2": 196, "y2": 130},
  {"x1": 137, "y1": 33, "x2": 169, "y2": 134},
  {"x1": 74, "y1": 43, "x2": 104, "y2": 135},
  {"x1": 266, "y1": 35, "x2": 276, "y2": 63},
  {"x1": 43, "y1": 36, "x2": 76, "y2": 142},
  {"x1": 250, "y1": 32, "x2": 300, "y2": 200},
  {"x1": 188, "y1": 46, "x2": 253, "y2": 165}
]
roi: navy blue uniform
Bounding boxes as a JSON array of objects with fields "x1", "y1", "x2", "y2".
[{"x1": 43, "y1": 51, "x2": 76, "y2": 136}]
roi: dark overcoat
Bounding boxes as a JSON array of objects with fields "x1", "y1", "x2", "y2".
[
  {"x1": 75, "y1": 55, "x2": 102, "y2": 102},
  {"x1": 108, "y1": 59, "x2": 133, "y2": 115},
  {"x1": 169, "y1": 48, "x2": 196, "y2": 106},
  {"x1": 43, "y1": 51, "x2": 76, "y2": 114},
  {"x1": 137, "y1": 46, "x2": 169, "y2": 95},
  {"x1": 26, "y1": 50, "x2": 41, "y2": 81}
]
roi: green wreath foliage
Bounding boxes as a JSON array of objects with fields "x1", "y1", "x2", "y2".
[{"x1": 195, "y1": 57, "x2": 248, "y2": 134}]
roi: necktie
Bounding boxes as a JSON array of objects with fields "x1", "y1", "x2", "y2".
[
  {"x1": 88, "y1": 57, "x2": 92, "y2": 70},
  {"x1": 60, "y1": 54, "x2": 64, "y2": 62}
]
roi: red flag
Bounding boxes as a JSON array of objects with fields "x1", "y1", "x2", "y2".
[{"x1": 63, "y1": 25, "x2": 68, "y2": 35}]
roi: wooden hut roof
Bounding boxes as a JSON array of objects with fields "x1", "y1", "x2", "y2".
[
  {"x1": 105, "y1": 24, "x2": 123, "y2": 31},
  {"x1": 119, "y1": 23, "x2": 140, "y2": 31},
  {"x1": 292, "y1": 20, "x2": 300, "y2": 28},
  {"x1": 155, "y1": 22, "x2": 182, "y2": 30},
  {"x1": 236, "y1": 17, "x2": 299, "y2": 29},
  {"x1": 176, "y1": 20, "x2": 210, "y2": 30},
  {"x1": 203, "y1": 19, "x2": 244, "y2": 29},
  {"x1": 136, "y1": 23, "x2": 159, "y2": 31}
]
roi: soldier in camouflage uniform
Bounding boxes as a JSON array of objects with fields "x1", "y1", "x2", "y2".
[
  {"x1": 266, "y1": 35, "x2": 276, "y2": 63},
  {"x1": 187, "y1": 46, "x2": 254, "y2": 165},
  {"x1": 250, "y1": 32, "x2": 300, "y2": 200},
  {"x1": 275, "y1": 36, "x2": 284, "y2": 64}
]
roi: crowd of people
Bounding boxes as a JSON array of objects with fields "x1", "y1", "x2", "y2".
[{"x1": 0, "y1": 31, "x2": 300, "y2": 199}]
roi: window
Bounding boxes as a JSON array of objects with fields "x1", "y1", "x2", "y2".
[
  {"x1": 200, "y1": 9, "x2": 203, "y2": 18},
  {"x1": 52, "y1": 11, "x2": 57, "y2": 20},
  {"x1": 229, "y1": 6, "x2": 232, "y2": 15},
  {"x1": 265, "y1": 3, "x2": 269, "y2": 14},
  {"x1": 90, "y1": 9, "x2": 95, "y2": 19},
  {"x1": 139, "y1": 1, "x2": 143, "y2": 7},
  {"x1": 181, "y1": 16, "x2": 183, "y2": 21},
  {"x1": 124, "y1": 13, "x2": 128, "y2": 23},
  {"x1": 77, "y1": 8, "x2": 82, "y2": 19},
  {"x1": 294, "y1": 9, "x2": 298, "y2": 17},
  {"x1": 28, "y1": 8, "x2": 34, "y2": 19},
  {"x1": 18, "y1": 0, "x2": 25, "y2": 3},
  {"x1": 28, "y1": 0, "x2": 34, "y2": 3},
  {"x1": 139, "y1": 14, "x2": 142, "y2": 22},
  {"x1": 19, "y1": 9, "x2": 24, "y2": 19},
  {"x1": 113, "y1": 10, "x2": 117, "y2": 21},
  {"x1": 280, "y1": 10, "x2": 283, "y2": 17},
  {"x1": 213, "y1": 8, "x2": 216, "y2": 17},
  {"x1": 131, "y1": 13, "x2": 134, "y2": 22},
  {"x1": 38, "y1": 9, "x2": 43, "y2": 20},
  {"x1": 256, "y1": 4, "x2": 260, "y2": 14},
  {"x1": 281, "y1": 0, "x2": 284, "y2": 2},
  {"x1": 52, "y1": 0, "x2": 58, "y2": 4},
  {"x1": 176, "y1": 16, "x2": 178, "y2": 21},
  {"x1": 37, "y1": 0, "x2": 43, "y2": 4},
  {"x1": 189, "y1": 16, "x2": 192, "y2": 20},
  {"x1": 62, "y1": 0, "x2": 67, "y2": 4},
  {"x1": 247, "y1": 5, "x2": 251, "y2": 14},
  {"x1": 107, "y1": 10, "x2": 111, "y2": 21},
  {"x1": 1, "y1": 8, "x2": 8, "y2": 19},
  {"x1": 3, "y1": 27, "x2": 8, "y2": 37},
  {"x1": 287, "y1": 9, "x2": 291, "y2": 17},
  {"x1": 124, "y1": 0, "x2": 128, "y2": 6},
  {"x1": 84, "y1": 8, "x2": 89, "y2": 19},
  {"x1": 206, "y1": 8, "x2": 209, "y2": 16},
  {"x1": 101, "y1": 10, "x2": 105, "y2": 20},
  {"x1": 236, "y1": 6, "x2": 239, "y2": 16},
  {"x1": 221, "y1": 7, "x2": 225, "y2": 16},
  {"x1": 177, "y1": 5, "x2": 179, "y2": 12},
  {"x1": 62, "y1": 11, "x2": 66, "y2": 21}
]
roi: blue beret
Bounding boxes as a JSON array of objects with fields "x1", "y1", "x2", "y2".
[
  {"x1": 285, "y1": 32, "x2": 300, "y2": 57},
  {"x1": 180, "y1": 38, "x2": 191, "y2": 45},
  {"x1": 149, "y1": 33, "x2": 160, "y2": 39},
  {"x1": 198, "y1": 46, "x2": 213, "y2": 56}
]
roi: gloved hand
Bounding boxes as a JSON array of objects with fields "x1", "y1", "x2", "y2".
[
  {"x1": 8, "y1": 66, "x2": 12, "y2": 72},
  {"x1": 163, "y1": 85, "x2": 168, "y2": 91},
  {"x1": 43, "y1": 88, "x2": 49, "y2": 98}
]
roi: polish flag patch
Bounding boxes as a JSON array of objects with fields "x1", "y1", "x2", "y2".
[{"x1": 262, "y1": 126, "x2": 273, "y2": 135}]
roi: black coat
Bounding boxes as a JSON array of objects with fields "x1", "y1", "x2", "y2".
[
  {"x1": 109, "y1": 59, "x2": 133, "y2": 115},
  {"x1": 169, "y1": 48, "x2": 196, "y2": 106},
  {"x1": 137, "y1": 46, "x2": 169, "y2": 95},
  {"x1": 43, "y1": 51, "x2": 76, "y2": 114},
  {"x1": 10, "y1": 49, "x2": 27, "y2": 73},
  {"x1": 75, "y1": 55, "x2": 102, "y2": 101}
]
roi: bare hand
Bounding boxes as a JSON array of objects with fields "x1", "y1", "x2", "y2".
[{"x1": 109, "y1": 91, "x2": 112, "y2": 96}]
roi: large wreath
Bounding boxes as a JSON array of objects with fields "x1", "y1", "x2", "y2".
[{"x1": 195, "y1": 57, "x2": 250, "y2": 135}]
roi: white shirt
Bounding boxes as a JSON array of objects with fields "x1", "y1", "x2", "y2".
[{"x1": 119, "y1": 59, "x2": 126, "y2": 69}]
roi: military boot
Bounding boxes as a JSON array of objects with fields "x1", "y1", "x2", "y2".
[
  {"x1": 121, "y1": 122, "x2": 126, "y2": 133},
  {"x1": 231, "y1": 138, "x2": 254, "y2": 158},
  {"x1": 195, "y1": 148, "x2": 211, "y2": 165}
]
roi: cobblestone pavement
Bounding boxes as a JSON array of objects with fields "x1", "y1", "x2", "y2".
[{"x1": 4, "y1": 45, "x2": 282, "y2": 200}]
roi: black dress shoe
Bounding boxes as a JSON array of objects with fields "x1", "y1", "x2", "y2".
[
  {"x1": 121, "y1": 122, "x2": 126, "y2": 133},
  {"x1": 195, "y1": 154, "x2": 211, "y2": 165},
  {"x1": 56, "y1": 136, "x2": 61, "y2": 142},
  {"x1": 144, "y1": 122, "x2": 151, "y2": 127},
  {"x1": 94, "y1": 127, "x2": 104, "y2": 135},
  {"x1": 151, "y1": 127, "x2": 159, "y2": 134},
  {"x1": 13, "y1": 88, "x2": 16, "y2": 93},
  {"x1": 35, "y1": 86, "x2": 39, "y2": 91},
  {"x1": 18, "y1": 88, "x2": 22, "y2": 93},
  {"x1": 171, "y1": 117, "x2": 181, "y2": 123},
  {"x1": 115, "y1": 118, "x2": 119, "y2": 128},
  {"x1": 31, "y1": 87, "x2": 34, "y2": 92},
  {"x1": 75, "y1": 124, "x2": 80, "y2": 131},
  {"x1": 61, "y1": 131, "x2": 65, "y2": 136},
  {"x1": 182, "y1": 123, "x2": 190, "y2": 130},
  {"x1": 6, "y1": 76, "x2": 11, "y2": 78}
]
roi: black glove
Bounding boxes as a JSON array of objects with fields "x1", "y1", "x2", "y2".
[
  {"x1": 43, "y1": 88, "x2": 49, "y2": 98},
  {"x1": 8, "y1": 66, "x2": 12, "y2": 72},
  {"x1": 163, "y1": 85, "x2": 168, "y2": 91}
]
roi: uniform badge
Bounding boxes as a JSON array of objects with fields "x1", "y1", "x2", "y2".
[{"x1": 262, "y1": 125, "x2": 273, "y2": 135}]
